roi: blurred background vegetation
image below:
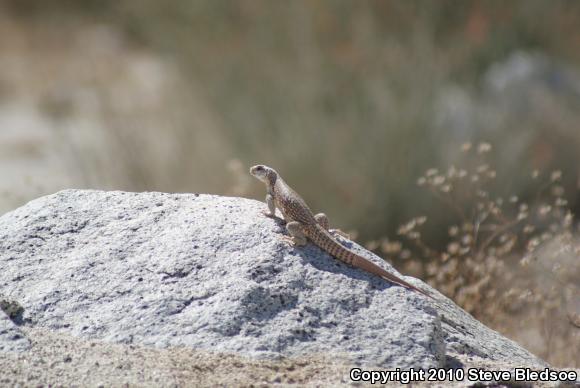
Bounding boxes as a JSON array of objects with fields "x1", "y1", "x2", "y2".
[{"x1": 0, "y1": 0, "x2": 578, "y2": 367}]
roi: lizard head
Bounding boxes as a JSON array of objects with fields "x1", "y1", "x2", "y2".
[{"x1": 250, "y1": 164, "x2": 277, "y2": 185}]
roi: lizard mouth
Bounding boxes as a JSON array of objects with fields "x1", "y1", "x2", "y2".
[{"x1": 250, "y1": 164, "x2": 274, "y2": 184}]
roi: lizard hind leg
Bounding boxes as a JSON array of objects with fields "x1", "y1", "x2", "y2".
[
  {"x1": 285, "y1": 221, "x2": 308, "y2": 246},
  {"x1": 314, "y1": 213, "x2": 330, "y2": 230},
  {"x1": 314, "y1": 213, "x2": 351, "y2": 239}
]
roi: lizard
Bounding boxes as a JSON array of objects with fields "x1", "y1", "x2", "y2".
[{"x1": 250, "y1": 164, "x2": 433, "y2": 299}]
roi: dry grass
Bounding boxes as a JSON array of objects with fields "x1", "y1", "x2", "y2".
[{"x1": 372, "y1": 143, "x2": 580, "y2": 367}]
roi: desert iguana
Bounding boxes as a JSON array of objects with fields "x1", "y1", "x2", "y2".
[{"x1": 250, "y1": 164, "x2": 433, "y2": 298}]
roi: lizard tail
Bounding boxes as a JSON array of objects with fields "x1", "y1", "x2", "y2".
[{"x1": 306, "y1": 224, "x2": 433, "y2": 299}]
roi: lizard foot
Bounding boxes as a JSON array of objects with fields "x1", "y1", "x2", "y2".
[
  {"x1": 280, "y1": 235, "x2": 308, "y2": 247},
  {"x1": 262, "y1": 210, "x2": 276, "y2": 218},
  {"x1": 280, "y1": 235, "x2": 297, "y2": 246},
  {"x1": 262, "y1": 210, "x2": 286, "y2": 221}
]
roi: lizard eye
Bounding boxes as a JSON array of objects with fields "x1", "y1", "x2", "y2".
[{"x1": 256, "y1": 166, "x2": 264, "y2": 171}]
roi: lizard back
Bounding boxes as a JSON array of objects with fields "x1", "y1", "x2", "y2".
[{"x1": 273, "y1": 177, "x2": 317, "y2": 225}]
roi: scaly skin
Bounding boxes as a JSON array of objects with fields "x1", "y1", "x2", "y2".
[{"x1": 250, "y1": 164, "x2": 433, "y2": 299}]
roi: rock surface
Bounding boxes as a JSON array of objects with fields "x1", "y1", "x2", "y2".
[
  {"x1": 0, "y1": 310, "x2": 30, "y2": 353},
  {"x1": 0, "y1": 190, "x2": 546, "y2": 369}
]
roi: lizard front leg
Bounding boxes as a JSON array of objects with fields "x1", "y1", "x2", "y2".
[
  {"x1": 284, "y1": 221, "x2": 308, "y2": 246},
  {"x1": 263, "y1": 194, "x2": 276, "y2": 217},
  {"x1": 314, "y1": 213, "x2": 351, "y2": 239}
]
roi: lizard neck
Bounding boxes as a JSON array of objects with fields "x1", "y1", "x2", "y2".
[{"x1": 266, "y1": 172, "x2": 278, "y2": 192}]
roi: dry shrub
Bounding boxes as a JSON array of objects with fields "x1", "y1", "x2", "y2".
[{"x1": 374, "y1": 142, "x2": 580, "y2": 367}]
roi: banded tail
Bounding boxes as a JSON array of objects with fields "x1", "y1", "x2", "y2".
[{"x1": 305, "y1": 224, "x2": 433, "y2": 299}]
